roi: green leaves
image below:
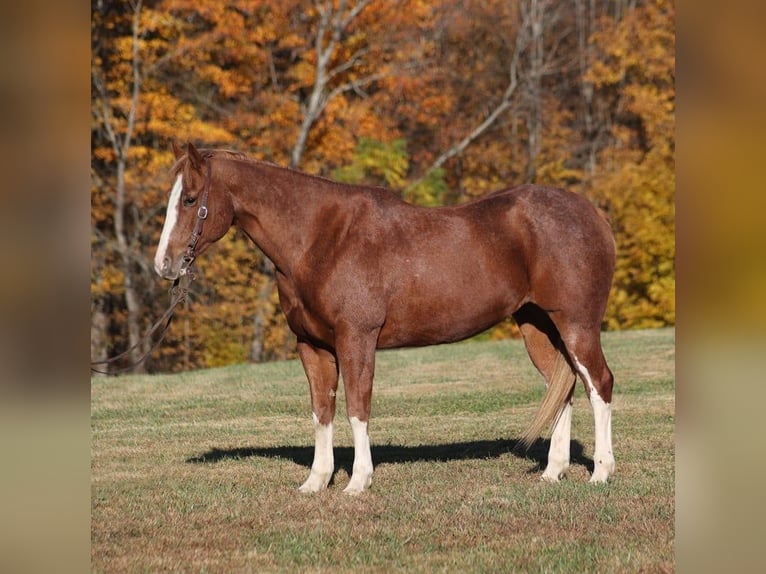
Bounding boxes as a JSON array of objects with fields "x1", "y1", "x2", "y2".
[{"x1": 333, "y1": 138, "x2": 409, "y2": 188}]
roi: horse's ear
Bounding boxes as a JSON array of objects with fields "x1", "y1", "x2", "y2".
[
  {"x1": 171, "y1": 141, "x2": 183, "y2": 159},
  {"x1": 186, "y1": 142, "x2": 204, "y2": 171}
]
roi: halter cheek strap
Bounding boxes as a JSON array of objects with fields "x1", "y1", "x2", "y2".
[
  {"x1": 180, "y1": 158, "x2": 212, "y2": 275},
  {"x1": 90, "y1": 157, "x2": 211, "y2": 374}
]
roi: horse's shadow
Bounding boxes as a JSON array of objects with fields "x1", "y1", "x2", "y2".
[{"x1": 186, "y1": 438, "x2": 592, "y2": 478}]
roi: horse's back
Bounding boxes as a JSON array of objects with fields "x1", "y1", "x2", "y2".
[
  {"x1": 290, "y1": 182, "x2": 614, "y2": 348},
  {"x1": 367, "y1": 185, "x2": 611, "y2": 347}
]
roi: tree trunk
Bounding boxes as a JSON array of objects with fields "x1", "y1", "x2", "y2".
[
  {"x1": 250, "y1": 260, "x2": 275, "y2": 363},
  {"x1": 577, "y1": 0, "x2": 597, "y2": 179},
  {"x1": 92, "y1": 0, "x2": 146, "y2": 373},
  {"x1": 524, "y1": 0, "x2": 545, "y2": 183},
  {"x1": 90, "y1": 299, "x2": 108, "y2": 376},
  {"x1": 114, "y1": 152, "x2": 145, "y2": 373},
  {"x1": 290, "y1": 0, "x2": 373, "y2": 168}
]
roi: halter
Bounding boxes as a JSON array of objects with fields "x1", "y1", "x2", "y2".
[
  {"x1": 179, "y1": 157, "x2": 212, "y2": 277},
  {"x1": 90, "y1": 157, "x2": 213, "y2": 375}
]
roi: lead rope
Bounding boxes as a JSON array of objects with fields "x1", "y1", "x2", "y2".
[
  {"x1": 90, "y1": 158, "x2": 212, "y2": 375},
  {"x1": 89, "y1": 272, "x2": 194, "y2": 375}
]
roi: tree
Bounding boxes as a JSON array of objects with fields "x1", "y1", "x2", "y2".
[
  {"x1": 586, "y1": 0, "x2": 675, "y2": 327},
  {"x1": 91, "y1": 0, "x2": 235, "y2": 372},
  {"x1": 91, "y1": 0, "x2": 675, "y2": 373},
  {"x1": 91, "y1": 0, "x2": 148, "y2": 371},
  {"x1": 290, "y1": 0, "x2": 376, "y2": 168}
]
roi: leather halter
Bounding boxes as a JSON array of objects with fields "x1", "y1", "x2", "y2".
[
  {"x1": 90, "y1": 157, "x2": 213, "y2": 374},
  {"x1": 179, "y1": 157, "x2": 212, "y2": 276}
]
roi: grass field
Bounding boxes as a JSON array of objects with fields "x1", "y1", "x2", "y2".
[{"x1": 91, "y1": 327, "x2": 675, "y2": 572}]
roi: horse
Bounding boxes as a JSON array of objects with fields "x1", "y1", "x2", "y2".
[{"x1": 154, "y1": 142, "x2": 616, "y2": 494}]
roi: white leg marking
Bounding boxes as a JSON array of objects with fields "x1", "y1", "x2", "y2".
[
  {"x1": 573, "y1": 356, "x2": 615, "y2": 483},
  {"x1": 299, "y1": 413, "x2": 334, "y2": 493},
  {"x1": 589, "y1": 390, "x2": 615, "y2": 483},
  {"x1": 154, "y1": 174, "x2": 183, "y2": 275},
  {"x1": 541, "y1": 401, "x2": 572, "y2": 482},
  {"x1": 344, "y1": 416, "x2": 373, "y2": 494},
  {"x1": 573, "y1": 356, "x2": 595, "y2": 396}
]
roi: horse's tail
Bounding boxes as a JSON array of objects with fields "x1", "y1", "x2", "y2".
[{"x1": 518, "y1": 350, "x2": 576, "y2": 450}]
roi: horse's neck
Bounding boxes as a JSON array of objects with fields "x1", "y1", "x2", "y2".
[{"x1": 230, "y1": 160, "x2": 341, "y2": 273}]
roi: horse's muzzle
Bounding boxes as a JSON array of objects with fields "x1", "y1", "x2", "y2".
[{"x1": 154, "y1": 256, "x2": 179, "y2": 281}]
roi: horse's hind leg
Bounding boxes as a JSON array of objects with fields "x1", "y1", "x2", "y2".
[
  {"x1": 514, "y1": 304, "x2": 576, "y2": 482},
  {"x1": 297, "y1": 340, "x2": 340, "y2": 493},
  {"x1": 556, "y1": 321, "x2": 615, "y2": 483}
]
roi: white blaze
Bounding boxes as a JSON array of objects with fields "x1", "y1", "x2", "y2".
[{"x1": 154, "y1": 174, "x2": 184, "y2": 275}]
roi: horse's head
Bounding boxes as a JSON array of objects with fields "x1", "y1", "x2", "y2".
[{"x1": 154, "y1": 142, "x2": 234, "y2": 280}]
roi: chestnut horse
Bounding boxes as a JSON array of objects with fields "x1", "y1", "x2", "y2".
[{"x1": 154, "y1": 142, "x2": 616, "y2": 493}]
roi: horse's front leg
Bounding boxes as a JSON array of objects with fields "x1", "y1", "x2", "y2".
[
  {"x1": 335, "y1": 324, "x2": 378, "y2": 494},
  {"x1": 297, "y1": 340, "x2": 339, "y2": 493}
]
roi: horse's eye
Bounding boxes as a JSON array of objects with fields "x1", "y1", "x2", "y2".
[{"x1": 183, "y1": 196, "x2": 197, "y2": 207}]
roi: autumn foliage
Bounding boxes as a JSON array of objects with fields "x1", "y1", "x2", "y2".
[{"x1": 91, "y1": 0, "x2": 675, "y2": 373}]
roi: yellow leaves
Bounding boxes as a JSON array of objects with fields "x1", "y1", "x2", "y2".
[
  {"x1": 140, "y1": 7, "x2": 180, "y2": 35},
  {"x1": 139, "y1": 91, "x2": 236, "y2": 144},
  {"x1": 624, "y1": 83, "x2": 675, "y2": 152},
  {"x1": 587, "y1": 0, "x2": 674, "y2": 90},
  {"x1": 595, "y1": 148, "x2": 675, "y2": 329},
  {"x1": 585, "y1": 0, "x2": 675, "y2": 328},
  {"x1": 267, "y1": 100, "x2": 302, "y2": 133},
  {"x1": 91, "y1": 264, "x2": 125, "y2": 298},
  {"x1": 288, "y1": 59, "x2": 317, "y2": 91},
  {"x1": 199, "y1": 64, "x2": 244, "y2": 99},
  {"x1": 586, "y1": 60, "x2": 623, "y2": 88},
  {"x1": 184, "y1": 229, "x2": 280, "y2": 367}
]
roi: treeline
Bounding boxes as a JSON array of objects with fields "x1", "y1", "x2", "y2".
[{"x1": 91, "y1": 0, "x2": 674, "y2": 373}]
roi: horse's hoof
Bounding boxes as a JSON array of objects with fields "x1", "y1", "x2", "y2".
[
  {"x1": 343, "y1": 474, "x2": 372, "y2": 494},
  {"x1": 298, "y1": 472, "x2": 331, "y2": 493}
]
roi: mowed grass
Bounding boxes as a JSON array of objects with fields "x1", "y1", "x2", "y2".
[{"x1": 92, "y1": 328, "x2": 675, "y2": 573}]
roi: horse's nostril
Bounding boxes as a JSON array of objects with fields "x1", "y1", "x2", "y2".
[{"x1": 154, "y1": 256, "x2": 171, "y2": 276}]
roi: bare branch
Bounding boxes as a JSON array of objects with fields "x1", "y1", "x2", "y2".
[
  {"x1": 122, "y1": 0, "x2": 143, "y2": 156},
  {"x1": 326, "y1": 69, "x2": 388, "y2": 102},
  {"x1": 91, "y1": 65, "x2": 121, "y2": 161},
  {"x1": 341, "y1": 0, "x2": 373, "y2": 30},
  {"x1": 406, "y1": 13, "x2": 527, "y2": 192},
  {"x1": 327, "y1": 46, "x2": 371, "y2": 81},
  {"x1": 290, "y1": 0, "x2": 374, "y2": 168}
]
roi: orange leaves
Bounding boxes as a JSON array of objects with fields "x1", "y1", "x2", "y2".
[
  {"x1": 288, "y1": 59, "x2": 317, "y2": 91},
  {"x1": 417, "y1": 94, "x2": 456, "y2": 128},
  {"x1": 278, "y1": 32, "x2": 305, "y2": 51}
]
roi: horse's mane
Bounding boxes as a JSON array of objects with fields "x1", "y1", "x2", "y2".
[
  {"x1": 172, "y1": 147, "x2": 363, "y2": 190},
  {"x1": 170, "y1": 148, "x2": 251, "y2": 176},
  {"x1": 169, "y1": 147, "x2": 392, "y2": 194}
]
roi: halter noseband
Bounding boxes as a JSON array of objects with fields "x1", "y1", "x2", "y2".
[
  {"x1": 90, "y1": 156, "x2": 211, "y2": 374},
  {"x1": 180, "y1": 157, "x2": 212, "y2": 276}
]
